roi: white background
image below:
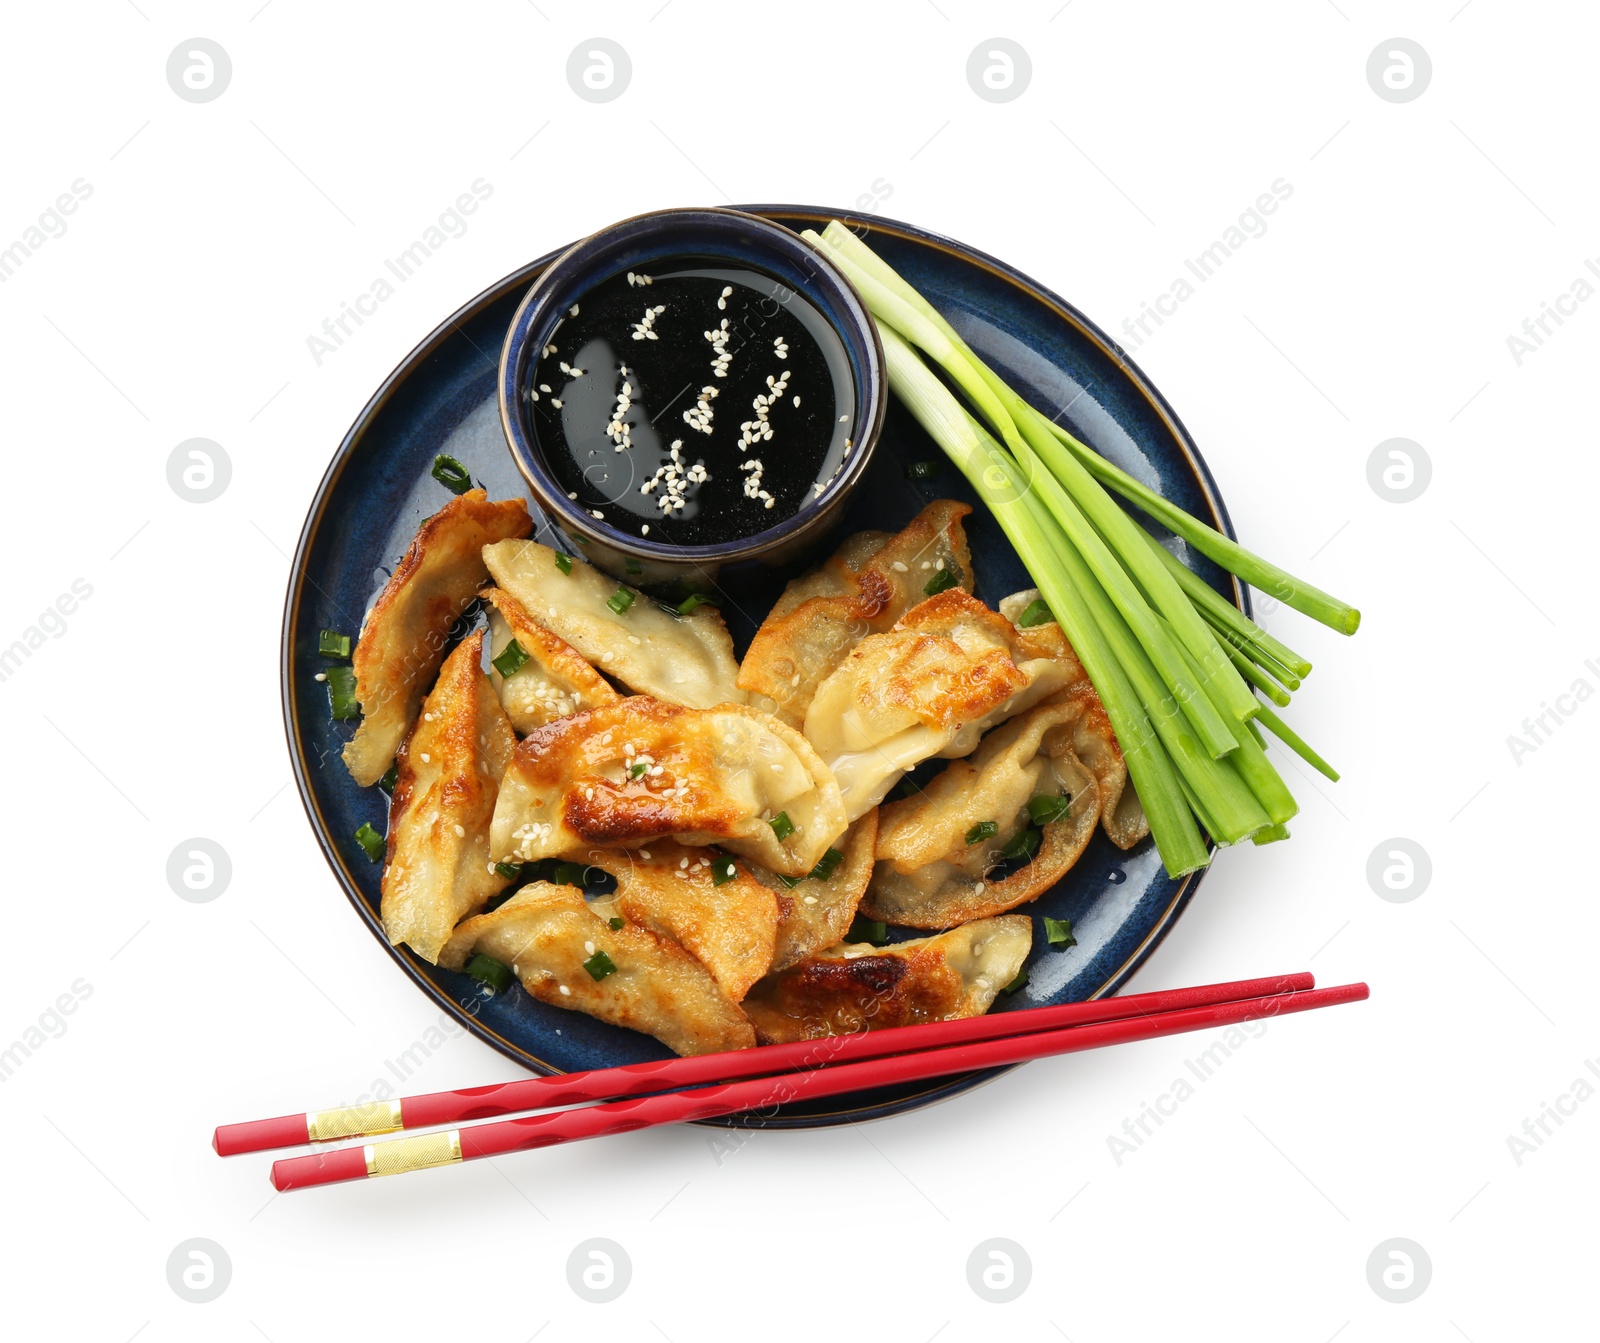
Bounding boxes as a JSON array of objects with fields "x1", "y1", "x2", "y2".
[{"x1": 2, "y1": 2, "x2": 1594, "y2": 1339}]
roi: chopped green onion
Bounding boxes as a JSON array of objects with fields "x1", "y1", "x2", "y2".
[
  {"x1": 625, "y1": 558, "x2": 643, "y2": 576},
  {"x1": 326, "y1": 664, "x2": 360, "y2": 720},
  {"x1": 492, "y1": 638, "x2": 530, "y2": 678},
  {"x1": 1252, "y1": 823, "x2": 1291, "y2": 846},
  {"x1": 848, "y1": 915, "x2": 889, "y2": 945},
  {"x1": 1027, "y1": 793, "x2": 1073, "y2": 826},
  {"x1": 1001, "y1": 967, "x2": 1029, "y2": 995},
  {"x1": 484, "y1": 890, "x2": 515, "y2": 913},
  {"x1": 711, "y1": 856, "x2": 738, "y2": 885},
  {"x1": 1043, "y1": 916, "x2": 1076, "y2": 949},
  {"x1": 629, "y1": 762, "x2": 648, "y2": 779},
  {"x1": 318, "y1": 629, "x2": 351, "y2": 658},
  {"x1": 549, "y1": 861, "x2": 589, "y2": 887},
  {"x1": 769, "y1": 811, "x2": 795, "y2": 841},
  {"x1": 494, "y1": 861, "x2": 523, "y2": 880},
  {"x1": 774, "y1": 873, "x2": 802, "y2": 889},
  {"x1": 923, "y1": 566, "x2": 958, "y2": 597},
  {"x1": 607, "y1": 587, "x2": 635, "y2": 616},
  {"x1": 965, "y1": 820, "x2": 999, "y2": 845},
  {"x1": 464, "y1": 954, "x2": 512, "y2": 992},
  {"x1": 607, "y1": 916, "x2": 625, "y2": 930},
  {"x1": 430, "y1": 453, "x2": 472, "y2": 495},
  {"x1": 997, "y1": 827, "x2": 1041, "y2": 861},
  {"x1": 809, "y1": 848, "x2": 845, "y2": 882},
  {"x1": 1016, "y1": 598, "x2": 1052, "y2": 628},
  {"x1": 583, "y1": 949, "x2": 617, "y2": 981},
  {"x1": 379, "y1": 762, "x2": 398, "y2": 793},
  {"x1": 353, "y1": 822, "x2": 385, "y2": 862},
  {"x1": 905, "y1": 459, "x2": 941, "y2": 480},
  {"x1": 677, "y1": 592, "x2": 718, "y2": 616},
  {"x1": 554, "y1": 552, "x2": 573, "y2": 575}
]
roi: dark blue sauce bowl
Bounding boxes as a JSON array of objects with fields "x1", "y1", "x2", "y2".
[{"x1": 498, "y1": 207, "x2": 886, "y2": 592}]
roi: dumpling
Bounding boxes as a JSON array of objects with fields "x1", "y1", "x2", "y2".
[
  {"x1": 998, "y1": 590, "x2": 1148, "y2": 851},
  {"x1": 342, "y1": 489, "x2": 531, "y2": 785},
  {"x1": 803, "y1": 590, "x2": 1074, "y2": 820},
  {"x1": 747, "y1": 811, "x2": 879, "y2": 972},
  {"x1": 738, "y1": 501, "x2": 973, "y2": 725},
  {"x1": 482, "y1": 587, "x2": 621, "y2": 733},
  {"x1": 582, "y1": 840, "x2": 780, "y2": 1002},
  {"x1": 439, "y1": 883, "x2": 755, "y2": 1056},
  {"x1": 381, "y1": 631, "x2": 517, "y2": 962},
  {"x1": 490, "y1": 697, "x2": 848, "y2": 877},
  {"x1": 482, "y1": 538, "x2": 743, "y2": 709},
  {"x1": 741, "y1": 915, "x2": 1032, "y2": 1043},
  {"x1": 862, "y1": 700, "x2": 1101, "y2": 929}
]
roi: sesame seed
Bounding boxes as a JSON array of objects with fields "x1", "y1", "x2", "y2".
[
  {"x1": 559, "y1": 984, "x2": 571, "y2": 995},
  {"x1": 419, "y1": 752, "x2": 431, "y2": 763},
  {"x1": 314, "y1": 671, "x2": 326, "y2": 682},
  {"x1": 453, "y1": 823, "x2": 465, "y2": 837}
]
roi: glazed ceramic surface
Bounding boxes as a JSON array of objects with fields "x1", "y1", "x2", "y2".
[{"x1": 284, "y1": 206, "x2": 1246, "y2": 1127}]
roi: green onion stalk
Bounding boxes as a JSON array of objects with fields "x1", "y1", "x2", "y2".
[
  {"x1": 816, "y1": 220, "x2": 1359, "y2": 638},
  {"x1": 878, "y1": 323, "x2": 1211, "y2": 873},
  {"x1": 808, "y1": 231, "x2": 1242, "y2": 761}
]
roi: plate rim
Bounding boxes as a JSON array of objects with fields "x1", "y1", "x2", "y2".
[{"x1": 281, "y1": 205, "x2": 1241, "y2": 1129}]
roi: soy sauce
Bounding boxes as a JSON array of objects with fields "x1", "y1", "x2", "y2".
[{"x1": 527, "y1": 262, "x2": 855, "y2": 547}]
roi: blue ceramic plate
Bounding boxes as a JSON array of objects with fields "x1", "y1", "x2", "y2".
[{"x1": 283, "y1": 206, "x2": 1246, "y2": 1128}]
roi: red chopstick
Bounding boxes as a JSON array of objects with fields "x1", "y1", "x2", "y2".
[
  {"x1": 216, "y1": 971, "x2": 1313, "y2": 1156},
  {"x1": 270, "y1": 981, "x2": 1366, "y2": 1191}
]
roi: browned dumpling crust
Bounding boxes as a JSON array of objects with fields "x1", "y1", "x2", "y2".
[
  {"x1": 583, "y1": 840, "x2": 781, "y2": 1002},
  {"x1": 738, "y1": 500, "x2": 973, "y2": 725},
  {"x1": 380, "y1": 631, "x2": 518, "y2": 963},
  {"x1": 342, "y1": 490, "x2": 531, "y2": 786},
  {"x1": 489, "y1": 697, "x2": 847, "y2": 876},
  {"x1": 998, "y1": 591, "x2": 1147, "y2": 850},
  {"x1": 439, "y1": 883, "x2": 755, "y2": 1056},
  {"x1": 748, "y1": 810, "x2": 880, "y2": 973},
  {"x1": 803, "y1": 589, "x2": 1076, "y2": 819},
  {"x1": 742, "y1": 916, "x2": 1032, "y2": 1044},
  {"x1": 863, "y1": 699, "x2": 1103, "y2": 929}
]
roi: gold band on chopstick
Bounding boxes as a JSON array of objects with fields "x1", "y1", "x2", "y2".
[
  {"x1": 363, "y1": 1130, "x2": 463, "y2": 1178},
  {"x1": 305, "y1": 1099, "x2": 404, "y2": 1143}
]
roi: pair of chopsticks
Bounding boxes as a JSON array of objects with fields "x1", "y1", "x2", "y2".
[{"x1": 215, "y1": 971, "x2": 1365, "y2": 1191}]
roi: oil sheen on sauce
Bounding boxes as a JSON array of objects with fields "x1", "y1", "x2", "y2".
[{"x1": 527, "y1": 262, "x2": 855, "y2": 547}]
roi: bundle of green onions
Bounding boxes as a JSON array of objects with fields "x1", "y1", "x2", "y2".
[{"x1": 806, "y1": 222, "x2": 1357, "y2": 878}]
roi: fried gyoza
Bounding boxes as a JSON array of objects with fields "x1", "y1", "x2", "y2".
[
  {"x1": 440, "y1": 884, "x2": 755, "y2": 1056},
  {"x1": 738, "y1": 501, "x2": 973, "y2": 725},
  {"x1": 803, "y1": 590, "x2": 1074, "y2": 820},
  {"x1": 482, "y1": 538, "x2": 744, "y2": 709},
  {"x1": 862, "y1": 700, "x2": 1102, "y2": 928},
  {"x1": 490, "y1": 697, "x2": 848, "y2": 877},
  {"x1": 741, "y1": 915, "x2": 1033, "y2": 1043},
  {"x1": 747, "y1": 811, "x2": 879, "y2": 973},
  {"x1": 998, "y1": 590, "x2": 1148, "y2": 851},
  {"x1": 342, "y1": 490, "x2": 531, "y2": 786},
  {"x1": 381, "y1": 632, "x2": 518, "y2": 962},
  {"x1": 482, "y1": 587, "x2": 621, "y2": 734},
  {"x1": 583, "y1": 840, "x2": 780, "y2": 1002}
]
